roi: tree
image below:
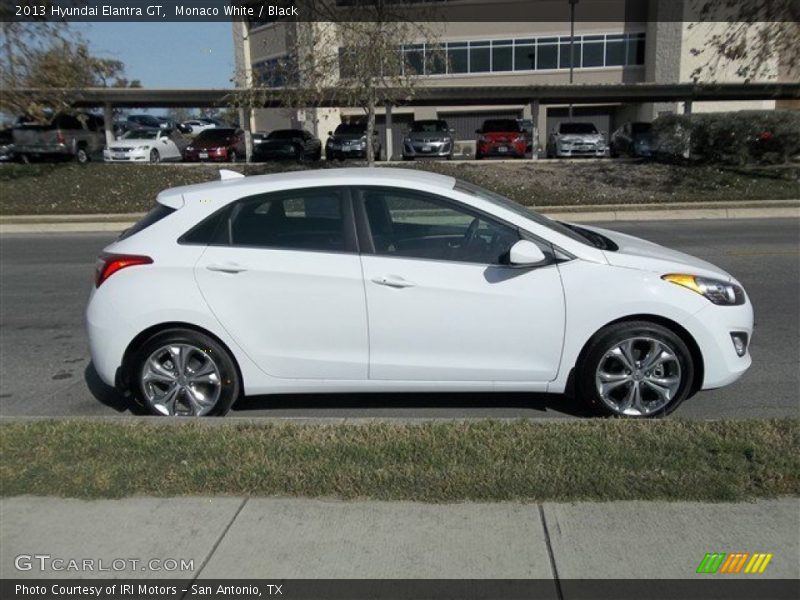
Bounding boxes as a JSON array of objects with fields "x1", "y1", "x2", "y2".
[
  {"x1": 1, "y1": 25, "x2": 139, "y2": 122},
  {"x1": 233, "y1": 1, "x2": 443, "y2": 165},
  {"x1": 688, "y1": 0, "x2": 799, "y2": 83}
]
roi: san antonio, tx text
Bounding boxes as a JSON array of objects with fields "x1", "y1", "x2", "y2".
[{"x1": 15, "y1": 583, "x2": 280, "y2": 597}]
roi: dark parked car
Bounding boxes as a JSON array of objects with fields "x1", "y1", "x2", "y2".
[
  {"x1": 610, "y1": 122, "x2": 654, "y2": 158},
  {"x1": 475, "y1": 119, "x2": 527, "y2": 159},
  {"x1": 182, "y1": 128, "x2": 246, "y2": 162},
  {"x1": 0, "y1": 128, "x2": 15, "y2": 162},
  {"x1": 325, "y1": 122, "x2": 381, "y2": 160},
  {"x1": 127, "y1": 114, "x2": 164, "y2": 129},
  {"x1": 402, "y1": 119, "x2": 454, "y2": 160},
  {"x1": 253, "y1": 129, "x2": 322, "y2": 161}
]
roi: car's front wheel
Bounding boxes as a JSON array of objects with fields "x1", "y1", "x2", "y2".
[
  {"x1": 576, "y1": 321, "x2": 694, "y2": 418},
  {"x1": 149, "y1": 149, "x2": 160, "y2": 163},
  {"x1": 130, "y1": 328, "x2": 240, "y2": 416}
]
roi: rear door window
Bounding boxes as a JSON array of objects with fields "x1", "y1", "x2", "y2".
[{"x1": 190, "y1": 187, "x2": 354, "y2": 253}]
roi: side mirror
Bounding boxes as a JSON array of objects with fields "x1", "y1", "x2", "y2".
[
  {"x1": 508, "y1": 240, "x2": 546, "y2": 267},
  {"x1": 327, "y1": 131, "x2": 332, "y2": 136}
]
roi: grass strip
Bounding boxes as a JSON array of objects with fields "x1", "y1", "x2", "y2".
[
  {"x1": 1, "y1": 161, "x2": 798, "y2": 215},
  {"x1": 1, "y1": 419, "x2": 798, "y2": 501}
]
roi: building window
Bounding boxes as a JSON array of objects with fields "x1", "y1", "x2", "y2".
[
  {"x1": 491, "y1": 40, "x2": 513, "y2": 72},
  {"x1": 253, "y1": 56, "x2": 292, "y2": 87},
  {"x1": 536, "y1": 38, "x2": 559, "y2": 70},
  {"x1": 385, "y1": 32, "x2": 645, "y2": 77}
]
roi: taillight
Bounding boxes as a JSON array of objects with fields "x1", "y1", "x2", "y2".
[
  {"x1": 758, "y1": 131, "x2": 773, "y2": 141},
  {"x1": 56, "y1": 130, "x2": 66, "y2": 145},
  {"x1": 95, "y1": 253, "x2": 153, "y2": 287}
]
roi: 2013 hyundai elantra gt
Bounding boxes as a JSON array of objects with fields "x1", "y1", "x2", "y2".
[{"x1": 86, "y1": 168, "x2": 753, "y2": 417}]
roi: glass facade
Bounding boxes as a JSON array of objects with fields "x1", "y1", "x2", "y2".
[{"x1": 394, "y1": 32, "x2": 645, "y2": 76}]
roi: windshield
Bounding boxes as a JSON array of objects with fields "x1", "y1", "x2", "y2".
[
  {"x1": 268, "y1": 130, "x2": 302, "y2": 140},
  {"x1": 334, "y1": 123, "x2": 366, "y2": 135},
  {"x1": 411, "y1": 120, "x2": 448, "y2": 133},
  {"x1": 559, "y1": 123, "x2": 598, "y2": 135},
  {"x1": 632, "y1": 122, "x2": 653, "y2": 135},
  {"x1": 453, "y1": 179, "x2": 592, "y2": 248},
  {"x1": 196, "y1": 129, "x2": 236, "y2": 141},
  {"x1": 121, "y1": 129, "x2": 159, "y2": 140},
  {"x1": 482, "y1": 120, "x2": 521, "y2": 133}
]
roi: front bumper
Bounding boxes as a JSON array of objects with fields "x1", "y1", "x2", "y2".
[
  {"x1": 327, "y1": 144, "x2": 368, "y2": 159},
  {"x1": 104, "y1": 148, "x2": 150, "y2": 162},
  {"x1": 403, "y1": 140, "x2": 452, "y2": 158},
  {"x1": 555, "y1": 144, "x2": 607, "y2": 158},
  {"x1": 691, "y1": 299, "x2": 754, "y2": 389},
  {"x1": 183, "y1": 148, "x2": 229, "y2": 162},
  {"x1": 477, "y1": 142, "x2": 526, "y2": 158}
]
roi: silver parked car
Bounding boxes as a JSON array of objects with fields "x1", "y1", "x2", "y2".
[
  {"x1": 402, "y1": 120, "x2": 454, "y2": 160},
  {"x1": 547, "y1": 122, "x2": 608, "y2": 158}
]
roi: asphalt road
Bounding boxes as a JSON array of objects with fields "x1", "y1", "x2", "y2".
[{"x1": 1, "y1": 218, "x2": 798, "y2": 420}]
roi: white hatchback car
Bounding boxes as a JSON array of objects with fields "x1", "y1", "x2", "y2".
[{"x1": 86, "y1": 168, "x2": 753, "y2": 417}]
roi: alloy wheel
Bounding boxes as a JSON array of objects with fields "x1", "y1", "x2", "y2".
[
  {"x1": 141, "y1": 344, "x2": 222, "y2": 416},
  {"x1": 594, "y1": 336, "x2": 682, "y2": 416}
]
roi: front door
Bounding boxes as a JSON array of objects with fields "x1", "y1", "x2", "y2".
[{"x1": 355, "y1": 186, "x2": 566, "y2": 382}]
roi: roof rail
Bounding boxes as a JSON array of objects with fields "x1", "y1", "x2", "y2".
[{"x1": 219, "y1": 169, "x2": 244, "y2": 181}]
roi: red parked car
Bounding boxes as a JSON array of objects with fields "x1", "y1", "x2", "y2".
[
  {"x1": 475, "y1": 119, "x2": 527, "y2": 159},
  {"x1": 183, "y1": 128, "x2": 246, "y2": 162}
]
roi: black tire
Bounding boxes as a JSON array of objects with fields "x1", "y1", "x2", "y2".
[
  {"x1": 76, "y1": 146, "x2": 89, "y2": 164},
  {"x1": 149, "y1": 149, "x2": 160, "y2": 163},
  {"x1": 129, "y1": 328, "x2": 241, "y2": 417},
  {"x1": 575, "y1": 321, "x2": 694, "y2": 418},
  {"x1": 475, "y1": 152, "x2": 483, "y2": 160}
]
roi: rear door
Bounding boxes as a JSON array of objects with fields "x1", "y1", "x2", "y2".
[
  {"x1": 355, "y1": 186, "x2": 566, "y2": 382},
  {"x1": 194, "y1": 186, "x2": 368, "y2": 380}
]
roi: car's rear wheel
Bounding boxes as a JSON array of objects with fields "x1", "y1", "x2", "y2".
[
  {"x1": 130, "y1": 329, "x2": 240, "y2": 416},
  {"x1": 76, "y1": 145, "x2": 89, "y2": 164},
  {"x1": 576, "y1": 321, "x2": 694, "y2": 418}
]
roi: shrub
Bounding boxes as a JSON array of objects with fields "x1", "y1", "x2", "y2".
[{"x1": 652, "y1": 110, "x2": 800, "y2": 165}]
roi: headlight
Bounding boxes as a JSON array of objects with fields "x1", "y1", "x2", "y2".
[
  {"x1": 662, "y1": 274, "x2": 745, "y2": 306},
  {"x1": 136, "y1": 145, "x2": 150, "y2": 150},
  {"x1": 186, "y1": 146, "x2": 194, "y2": 151}
]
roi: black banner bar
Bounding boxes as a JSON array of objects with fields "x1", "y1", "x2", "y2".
[
  {"x1": 2, "y1": 0, "x2": 797, "y2": 23},
  {"x1": 2, "y1": 579, "x2": 800, "y2": 600}
]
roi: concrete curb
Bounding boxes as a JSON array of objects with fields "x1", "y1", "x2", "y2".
[{"x1": 1, "y1": 200, "x2": 798, "y2": 233}]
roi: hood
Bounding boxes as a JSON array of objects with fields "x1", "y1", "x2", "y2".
[
  {"x1": 260, "y1": 138, "x2": 301, "y2": 148},
  {"x1": 329, "y1": 132, "x2": 366, "y2": 142},
  {"x1": 190, "y1": 137, "x2": 232, "y2": 149},
  {"x1": 482, "y1": 131, "x2": 522, "y2": 141},
  {"x1": 408, "y1": 131, "x2": 451, "y2": 142},
  {"x1": 579, "y1": 224, "x2": 732, "y2": 281},
  {"x1": 109, "y1": 139, "x2": 155, "y2": 149},
  {"x1": 558, "y1": 133, "x2": 603, "y2": 143}
]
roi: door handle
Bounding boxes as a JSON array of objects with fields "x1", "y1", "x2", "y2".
[
  {"x1": 206, "y1": 262, "x2": 248, "y2": 274},
  {"x1": 372, "y1": 275, "x2": 415, "y2": 289}
]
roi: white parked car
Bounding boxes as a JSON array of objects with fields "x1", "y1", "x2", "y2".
[
  {"x1": 104, "y1": 128, "x2": 184, "y2": 163},
  {"x1": 86, "y1": 169, "x2": 753, "y2": 417},
  {"x1": 181, "y1": 120, "x2": 217, "y2": 135}
]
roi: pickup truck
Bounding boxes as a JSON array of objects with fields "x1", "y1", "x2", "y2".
[{"x1": 12, "y1": 113, "x2": 106, "y2": 163}]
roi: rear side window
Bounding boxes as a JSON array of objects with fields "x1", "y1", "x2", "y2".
[
  {"x1": 182, "y1": 187, "x2": 352, "y2": 253},
  {"x1": 119, "y1": 204, "x2": 175, "y2": 240}
]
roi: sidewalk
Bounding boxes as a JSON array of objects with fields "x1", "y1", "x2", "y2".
[
  {"x1": 2, "y1": 496, "x2": 798, "y2": 580},
  {"x1": 1, "y1": 200, "x2": 798, "y2": 233}
]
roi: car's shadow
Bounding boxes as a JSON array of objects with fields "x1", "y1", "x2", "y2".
[{"x1": 86, "y1": 362, "x2": 589, "y2": 418}]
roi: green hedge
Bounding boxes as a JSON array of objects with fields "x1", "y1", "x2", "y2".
[{"x1": 652, "y1": 110, "x2": 800, "y2": 165}]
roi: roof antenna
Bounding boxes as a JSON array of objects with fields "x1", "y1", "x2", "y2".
[{"x1": 219, "y1": 169, "x2": 244, "y2": 181}]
